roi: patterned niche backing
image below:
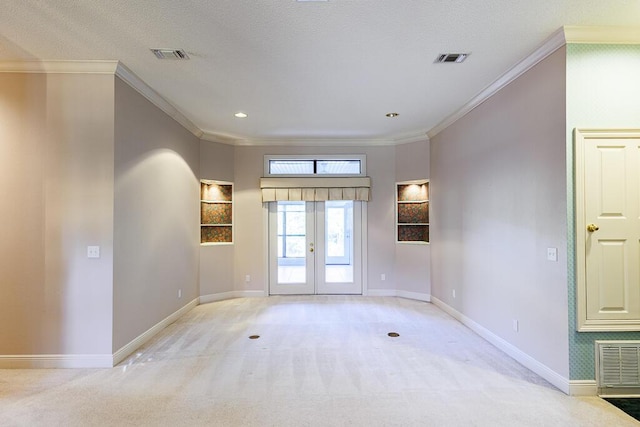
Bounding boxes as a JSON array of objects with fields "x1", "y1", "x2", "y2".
[
  {"x1": 200, "y1": 181, "x2": 233, "y2": 244},
  {"x1": 396, "y1": 181, "x2": 429, "y2": 244}
]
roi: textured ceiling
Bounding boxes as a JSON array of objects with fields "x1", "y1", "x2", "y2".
[{"x1": 1, "y1": 1, "x2": 639, "y2": 145}]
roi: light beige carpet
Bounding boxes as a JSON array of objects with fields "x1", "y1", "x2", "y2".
[{"x1": 0, "y1": 296, "x2": 637, "y2": 426}]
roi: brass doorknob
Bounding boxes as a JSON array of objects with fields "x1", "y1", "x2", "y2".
[
  {"x1": 310, "y1": 248, "x2": 314, "y2": 252},
  {"x1": 587, "y1": 223, "x2": 600, "y2": 232}
]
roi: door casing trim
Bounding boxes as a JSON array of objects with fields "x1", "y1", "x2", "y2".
[{"x1": 575, "y1": 128, "x2": 640, "y2": 331}]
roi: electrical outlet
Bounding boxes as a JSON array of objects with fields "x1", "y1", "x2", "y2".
[
  {"x1": 178, "y1": 289, "x2": 182, "y2": 299},
  {"x1": 381, "y1": 274, "x2": 386, "y2": 281},
  {"x1": 87, "y1": 246, "x2": 100, "y2": 258},
  {"x1": 547, "y1": 247, "x2": 558, "y2": 262},
  {"x1": 452, "y1": 289, "x2": 456, "y2": 298},
  {"x1": 245, "y1": 275, "x2": 251, "y2": 283}
]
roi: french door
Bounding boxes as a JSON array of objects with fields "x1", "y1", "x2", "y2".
[{"x1": 268, "y1": 200, "x2": 362, "y2": 295}]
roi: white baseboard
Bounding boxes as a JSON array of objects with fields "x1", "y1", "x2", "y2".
[
  {"x1": 199, "y1": 291, "x2": 237, "y2": 304},
  {"x1": 200, "y1": 290, "x2": 267, "y2": 304},
  {"x1": 366, "y1": 289, "x2": 397, "y2": 297},
  {"x1": 0, "y1": 298, "x2": 200, "y2": 369},
  {"x1": 397, "y1": 290, "x2": 431, "y2": 302},
  {"x1": 366, "y1": 289, "x2": 431, "y2": 302},
  {"x1": 0, "y1": 354, "x2": 113, "y2": 369},
  {"x1": 202, "y1": 289, "x2": 429, "y2": 302},
  {"x1": 112, "y1": 297, "x2": 199, "y2": 366},
  {"x1": 431, "y1": 296, "x2": 571, "y2": 395},
  {"x1": 569, "y1": 380, "x2": 598, "y2": 396},
  {"x1": 241, "y1": 290, "x2": 267, "y2": 298}
]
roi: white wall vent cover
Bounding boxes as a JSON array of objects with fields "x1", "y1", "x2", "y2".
[
  {"x1": 435, "y1": 53, "x2": 469, "y2": 63},
  {"x1": 596, "y1": 340, "x2": 640, "y2": 396},
  {"x1": 151, "y1": 49, "x2": 189, "y2": 60}
]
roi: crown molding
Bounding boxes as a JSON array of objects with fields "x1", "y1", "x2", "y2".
[
  {"x1": 564, "y1": 25, "x2": 640, "y2": 44},
  {"x1": 201, "y1": 131, "x2": 427, "y2": 147},
  {"x1": 393, "y1": 131, "x2": 430, "y2": 145},
  {"x1": 427, "y1": 27, "x2": 566, "y2": 139},
  {"x1": 202, "y1": 130, "x2": 400, "y2": 146},
  {"x1": 200, "y1": 131, "x2": 243, "y2": 145},
  {"x1": 0, "y1": 60, "x2": 119, "y2": 74},
  {"x1": 114, "y1": 63, "x2": 203, "y2": 139},
  {"x1": 233, "y1": 137, "x2": 398, "y2": 147}
]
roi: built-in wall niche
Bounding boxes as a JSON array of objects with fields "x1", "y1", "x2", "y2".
[
  {"x1": 396, "y1": 180, "x2": 429, "y2": 244},
  {"x1": 200, "y1": 180, "x2": 233, "y2": 245}
]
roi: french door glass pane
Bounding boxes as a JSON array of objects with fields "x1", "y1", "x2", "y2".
[
  {"x1": 327, "y1": 207, "x2": 345, "y2": 257},
  {"x1": 325, "y1": 201, "x2": 354, "y2": 283},
  {"x1": 277, "y1": 201, "x2": 306, "y2": 283},
  {"x1": 285, "y1": 236, "x2": 305, "y2": 257}
]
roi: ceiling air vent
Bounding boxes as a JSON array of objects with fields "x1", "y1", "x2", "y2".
[
  {"x1": 435, "y1": 53, "x2": 469, "y2": 63},
  {"x1": 151, "y1": 48, "x2": 190, "y2": 60}
]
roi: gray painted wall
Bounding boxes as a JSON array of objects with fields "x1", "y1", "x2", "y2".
[
  {"x1": 0, "y1": 73, "x2": 114, "y2": 355},
  {"x1": 113, "y1": 77, "x2": 200, "y2": 352},
  {"x1": 430, "y1": 48, "x2": 570, "y2": 377}
]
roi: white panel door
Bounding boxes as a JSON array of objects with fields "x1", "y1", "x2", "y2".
[
  {"x1": 269, "y1": 201, "x2": 362, "y2": 295},
  {"x1": 576, "y1": 129, "x2": 640, "y2": 330}
]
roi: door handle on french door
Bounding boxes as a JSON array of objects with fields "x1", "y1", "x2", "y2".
[{"x1": 587, "y1": 223, "x2": 599, "y2": 232}]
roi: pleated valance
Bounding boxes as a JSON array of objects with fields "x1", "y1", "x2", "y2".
[{"x1": 260, "y1": 177, "x2": 371, "y2": 202}]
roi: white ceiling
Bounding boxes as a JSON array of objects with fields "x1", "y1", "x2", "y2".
[{"x1": 1, "y1": 1, "x2": 639, "y2": 145}]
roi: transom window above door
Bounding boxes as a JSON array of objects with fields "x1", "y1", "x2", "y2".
[{"x1": 264, "y1": 155, "x2": 366, "y2": 177}]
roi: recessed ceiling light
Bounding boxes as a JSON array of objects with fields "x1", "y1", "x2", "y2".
[
  {"x1": 234, "y1": 112, "x2": 248, "y2": 118},
  {"x1": 386, "y1": 112, "x2": 399, "y2": 118}
]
